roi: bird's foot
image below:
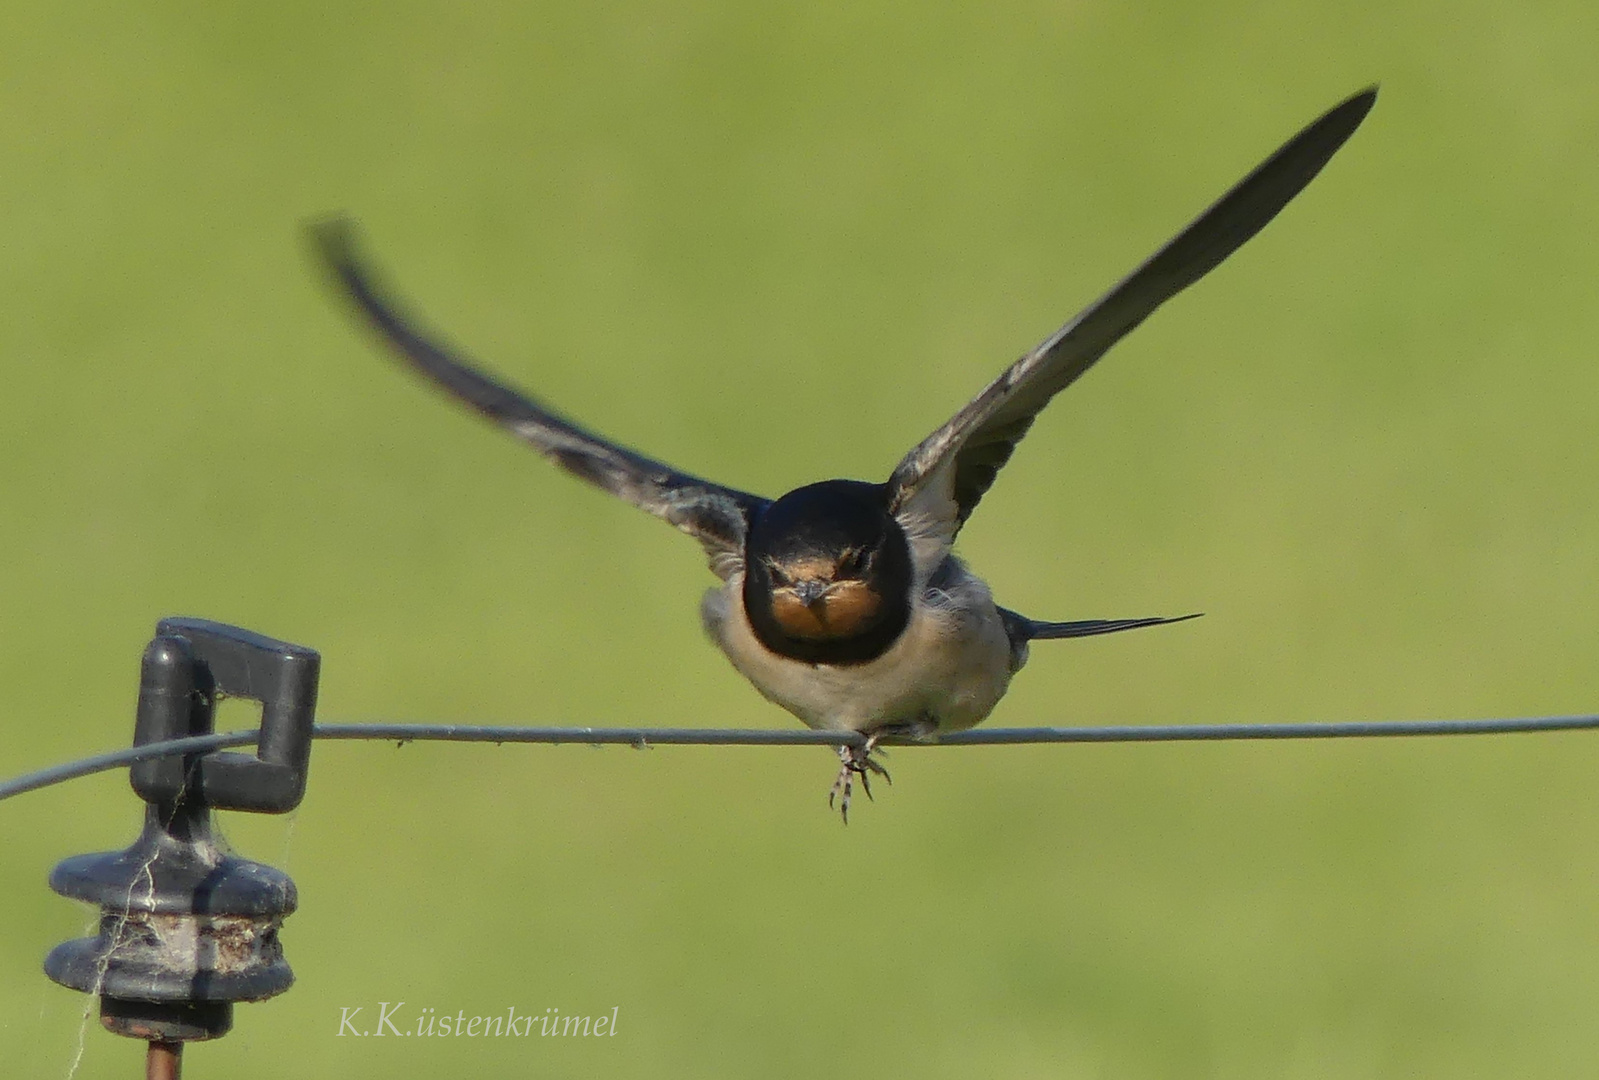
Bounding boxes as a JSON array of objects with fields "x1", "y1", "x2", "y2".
[{"x1": 827, "y1": 731, "x2": 896, "y2": 824}]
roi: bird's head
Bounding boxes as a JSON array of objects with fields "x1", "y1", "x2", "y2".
[{"x1": 742, "y1": 480, "x2": 913, "y2": 664}]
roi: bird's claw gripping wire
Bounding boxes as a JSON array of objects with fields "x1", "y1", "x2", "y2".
[{"x1": 828, "y1": 734, "x2": 893, "y2": 824}]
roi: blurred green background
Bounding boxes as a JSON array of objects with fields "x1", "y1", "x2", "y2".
[{"x1": 4, "y1": 1, "x2": 1599, "y2": 1076}]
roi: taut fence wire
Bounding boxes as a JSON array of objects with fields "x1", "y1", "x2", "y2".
[{"x1": 5, "y1": 712, "x2": 1599, "y2": 804}]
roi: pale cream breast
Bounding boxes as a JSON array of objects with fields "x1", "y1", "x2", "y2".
[{"x1": 701, "y1": 567, "x2": 1014, "y2": 735}]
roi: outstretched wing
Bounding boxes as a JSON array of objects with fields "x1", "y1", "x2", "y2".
[
  {"x1": 887, "y1": 87, "x2": 1377, "y2": 543},
  {"x1": 311, "y1": 219, "x2": 769, "y2": 579}
]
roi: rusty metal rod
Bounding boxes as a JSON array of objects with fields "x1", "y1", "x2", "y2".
[{"x1": 146, "y1": 1040, "x2": 181, "y2": 1080}]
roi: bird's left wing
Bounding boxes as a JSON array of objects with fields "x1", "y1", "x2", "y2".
[
  {"x1": 886, "y1": 88, "x2": 1377, "y2": 547},
  {"x1": 312, "y1": 219, "x2": 769, "y2": 579}
]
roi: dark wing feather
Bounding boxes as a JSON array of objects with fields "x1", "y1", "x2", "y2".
[
  {"x1": 311, "y1": 218, "x2": 768, "y2": 577},
  {"x1": 888, "y1": 87, "x2": 1377, "y2": 536}
]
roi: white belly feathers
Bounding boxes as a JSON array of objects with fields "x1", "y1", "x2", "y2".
[{"x1": 702, "y1": 557, "x2": 1017, "y2": 735}]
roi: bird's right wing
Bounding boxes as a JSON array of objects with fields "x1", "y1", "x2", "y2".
[
  {"x1": 312, "y1": 219, "x2": 769, "y2": 580},
  {"x1": 887, "y1": 88, "x2": 1377, "y2": 549}
]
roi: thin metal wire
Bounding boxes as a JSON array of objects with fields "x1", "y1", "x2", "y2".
[
  {"x1": 1, "y1": 732, "x2": 261, "y2": 803},
  {"x1": 2, "y1": 713, "x2": 1596, "y2": 804}
]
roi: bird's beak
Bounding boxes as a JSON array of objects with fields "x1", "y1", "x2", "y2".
[{"x1": 791, "y1": 579, "x2": 829, "y2": 608}]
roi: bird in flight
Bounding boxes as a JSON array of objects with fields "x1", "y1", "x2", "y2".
[{"x1": 313, "y1": 87, "x2": 1376, "y2": 820}]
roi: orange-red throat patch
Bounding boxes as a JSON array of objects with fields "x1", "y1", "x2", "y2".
[{"x1": 770, "y1": 580, "x2": 882, "y2": 641}]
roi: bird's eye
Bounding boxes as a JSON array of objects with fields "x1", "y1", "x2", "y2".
[{"x1": 838, "y1": 548, "x2": 869, "y2": 576}]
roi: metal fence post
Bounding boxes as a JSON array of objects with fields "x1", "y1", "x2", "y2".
[{"x1": 43, "y1": 619, "x2": 320, "y2": 1077}]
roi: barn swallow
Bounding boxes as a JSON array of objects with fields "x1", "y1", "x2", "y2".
[{"x1": 313, "y1": 87, "x2": 1375, "y2": 820}]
